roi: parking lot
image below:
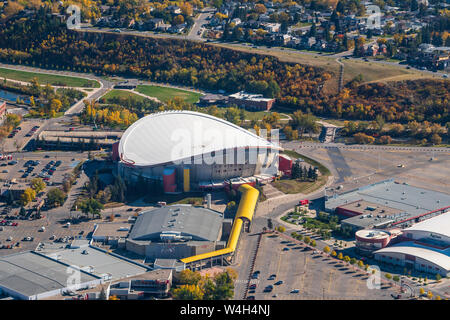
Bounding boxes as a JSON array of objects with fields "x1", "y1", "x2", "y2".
[
  {"x1": 247, "y1": 234, "x2": 396, "y2": 300},
  {"x1": 0, "y1": 212, "x2": 95, "y2": 255},
  {"x1": 2, "y1": 119, "x2": 44, "y2": 153},
  {"x1": 0, "y1": 202, "x2": 152, "y2": 256},
  {"x1": 0, "y1": 151, "x2": 82, "y2": 186}
]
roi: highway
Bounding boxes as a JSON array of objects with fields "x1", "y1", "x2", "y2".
[{"x1": 283, "y1": 141, "x2": 449, "y2": 153}]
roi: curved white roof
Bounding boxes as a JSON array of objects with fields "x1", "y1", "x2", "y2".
[
  {"x1": 119, "y1": 111, "x2": 280, "y2": 167},
  {"x1": 404, "y1": 211, "x2": 450, "y2": 239},
  {"x1": 375, "y1": 243, "x2": 450, "y2": 271}
]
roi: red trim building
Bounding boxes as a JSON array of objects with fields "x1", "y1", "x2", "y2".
[{"x1": 228, "y1": 92, "x2": 275, "y2": 111}]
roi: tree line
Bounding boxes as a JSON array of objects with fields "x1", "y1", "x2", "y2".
[{"x1": 0, "y1": 11, "x2": 448, "y2": 125}]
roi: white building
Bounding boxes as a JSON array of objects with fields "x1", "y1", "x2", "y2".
[
  {"x1": 117, "y1": 111, "x2": 280, "y2": 192},
  {"x1": 374, "y1": 211, "x2": 450, "y2": 277}
]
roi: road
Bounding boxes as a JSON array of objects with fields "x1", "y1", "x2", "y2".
[
  {"x1": 283, "y1": 141, "x2": 449, "y2": 153},
  {"x1": 187, "y1": 9, "x2": 214, "y2": 41}
]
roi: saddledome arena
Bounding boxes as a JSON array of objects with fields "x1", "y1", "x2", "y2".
[{"x1": 117, "y1": 111, "x2": 281, "y2": 192}]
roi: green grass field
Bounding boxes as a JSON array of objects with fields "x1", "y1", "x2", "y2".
[
  {"x1": 0, "y1": 68, "x2": 100, "y2": 88},
  {"x1": 101, "y1": 89, "x2": 151, "y2": 103},
  {"x1": 135, "y1": 85, "x2": 202, "y2": 104},
  {"x1": 273, "y1": 176, "x2": 328, "y2": 194}
]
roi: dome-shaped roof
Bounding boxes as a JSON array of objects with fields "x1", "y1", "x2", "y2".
[{"x1": 119, "y1": 111, "x2": 280, "y2": 167}]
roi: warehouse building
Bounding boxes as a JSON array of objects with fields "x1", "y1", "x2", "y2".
[
  {"x1": 117, "y1": 111, "x2": 281, "y2": 193},
  {"x1": 325, "y1": 179, "x2": 450, "y2": 232},
  {"x1": 44, "y1": 240, "x2": 150, "y2": 281},
  {"x1": 0, "y1": 251, "x2": 102, "y2": 300},
  {"x1": 125, "y1": 204, "x2": 231, "y2": 260},
  {"x1": 374, "y1": 212, "x2": 450, "y2": 277}
]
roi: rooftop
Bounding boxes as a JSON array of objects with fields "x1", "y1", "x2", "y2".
[
  {"x1": 356, "y1": 229, "x2": 391, "y2": 240},
  {"x1": 375, "y1": 242, "x2": 450, "y2": 271},
  {"x1": 118, "y1": 111, "x2": 279, "y2": 167},
  {"x1": 0, "y1": 251, "x2": 99, "y2": 298},
  {"x1": 338, "y1": 199, "x2": 404, "y2": 217},
  {"x1": 93, "y1": 222, "x2": 133, "y2": 239},
  {"x1": 405, "y1": 211, "x2": 450, "y2": 239},
  {"x1": 327, "y1": 179, "x2": 450, "y2": 221},
  {"x1": 229, "y1": 91, "x2": 275, "y2": 102},
  {"x1": 45, "y1": 245, "x2": 148, "y2": 281},
  {"x1": 129, "y1": 205, "x2": 223, "y2": 242}
]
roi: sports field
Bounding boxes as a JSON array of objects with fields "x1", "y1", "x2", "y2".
[
  {"x1": 0, "y1": 67, "x2": 100, "y2": 88},
  {"x1": 101, "y1": 90, "x2": 151, "y2": 103},
  {"x1": 135, "y1": 85, "x2": 202, "y2": 104}
]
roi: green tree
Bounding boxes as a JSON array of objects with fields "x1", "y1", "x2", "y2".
[
  {"x1": 172, "y1": 284, "x2": 204, "y2": 300},
  {"x1": 79, "y1": 198, "x2": 104, "y2": 219},
  {"x1": 178, "y1": 270, "x2": 202, "y2": 285},
  {"x1": 19, "y1": 206, "x2": 27, "y2": 217},
  {"x1": 212, "y1": 269, "x2": 237, "y2": 300},
  {"x1": 31, "y1": 178, "x2": 46, "y2": 193},
  {"x1": 46, "y1": 188, "x2": 66, "y2": 207}
]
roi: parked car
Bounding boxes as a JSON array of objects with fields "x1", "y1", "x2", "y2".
[{"x1": 264, "y1": 285, "x2": 273, "y2": 292}]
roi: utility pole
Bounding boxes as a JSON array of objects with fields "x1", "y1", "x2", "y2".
[{"x1": 378, "y1": 153, "x2": 380, "y2": 171}]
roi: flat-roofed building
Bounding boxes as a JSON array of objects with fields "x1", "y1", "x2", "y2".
[
  {"x1": 109, "y1": 269, "x2": 173, "y2": 299},
  {"x1": 228, "y1": 91, "x2": 275, "y2": 111},
  {"x1": 0, "y1": 251, "x2": 101, "y2": 300},
  {"x1": 45, "y1": 242, "x2": 149, "y2": 281},
  {"x1": 326, "y1": 179, "x2": 450, "y2": 231},
  {"x1": 93, "y1": 222, "x2": 133, "y2": 243},
  {"x1": 126, "y1": 205, "x2": 228, "y2": 260}
]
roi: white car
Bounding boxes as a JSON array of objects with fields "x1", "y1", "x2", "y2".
[{"x1": 397, "y1": 164, "x2": 405, "y2": 168}]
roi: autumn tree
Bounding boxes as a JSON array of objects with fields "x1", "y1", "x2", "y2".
[
  {"x1": 21, "y1": 188, "x2": 36, "y2": 206},
  {"x1": 180, "y1": 3, "x2": 193, "y2": 16},
  {"x1": 31, "y1": 178, "x2": 46, "y2": 193},
  {"x1": 173, "y1": 15, "x2": 185, "y2": 25},
  {"x1": 378, "y1": 135, "x2": 392, "y2": 144},
  {"x1": 254, "y1": 4, "x2": 267, "y2": 14},
  {"x1": 178, "y1": 269, "x2": 202, "y2": 285},
  {"x1": 430, "y1": 133, "x2": 442, "y2": 145},
  {"x1": 4, "y1": 1, "x2": 24, "y2": 18}
]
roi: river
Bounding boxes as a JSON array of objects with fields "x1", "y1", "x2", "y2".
[{"x1": 0, "y1": 89, "x2": 30, "y2": 104}]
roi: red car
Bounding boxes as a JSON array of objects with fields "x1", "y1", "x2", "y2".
[{"x1": 11, "y1": 222, "x2": 18, "y2": 226}]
